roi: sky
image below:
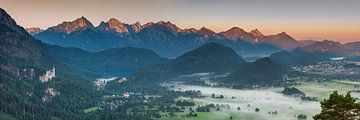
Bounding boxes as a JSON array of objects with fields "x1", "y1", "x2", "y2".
[{"x1": 1, "y1": 0, "x2": 359, "y2": 42}]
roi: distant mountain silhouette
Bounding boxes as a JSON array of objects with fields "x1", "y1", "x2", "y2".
[
  {"x1": 259, "y1": 32, "x2": 302, "y2": 49},
  {"x1": 26, "y1": 27, "x2": 44, "y2": 35},
  {"x1": 344, "y1": 41, "x2": 360, "y2": 50},
  {"x1": 268, "y1": 40, "x2": 360, "y2": 67},
  {"x1": 33, "y1": 17, "x2": 307, "y2": 57},
  {"x1": 298, "y1": 40, "x2": 354, "y2": 56},
  {"x1": 299, "y1": 40, "x2": 317, "y2": 46}
]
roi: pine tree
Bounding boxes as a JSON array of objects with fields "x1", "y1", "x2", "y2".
[{"x1": 313, "y1": 91, "x2": 360, "y2": 120}]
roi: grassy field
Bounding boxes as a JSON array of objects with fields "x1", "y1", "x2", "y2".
[
  {"x1": 159, "y1": 99, "x2": 258, "y2": 120},
  {"x1": 332, "y1": 80, "x2": 360, "y2": 85},
  {"x1": 292, "y1": 80, "x2": 360, "y2": 100},
  {"x1": 160, "y1": 111, "x2": 258, "y2": 120}
]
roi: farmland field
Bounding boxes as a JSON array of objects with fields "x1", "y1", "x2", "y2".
[{"x1": 292, "y1": 80, "x2": 360, "y2": 100}]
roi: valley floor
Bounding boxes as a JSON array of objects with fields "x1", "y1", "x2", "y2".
[
  {"x1": 161, "y1": 84, "x2": 320, "y2": 120},
  {"x1": 158, "y1": 79, "x2": 360, "y2": 120}
]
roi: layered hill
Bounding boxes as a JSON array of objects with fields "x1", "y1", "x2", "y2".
[
  {"x1": 269, "y1": 40, "x2": 358, "y2": 66},
  {"x1": 269, "y1": 50, "x2": 326, "y2": 66},
  {"x1": 126, "y1": 43, "x2": 247, "y2": 83},
  {"x1": 298, "y1": 40, "x2": 353, "y2": 56},
  {"x1": 164, "y1": 43, "x2": 246, "y2": 74},
  {"x1": 226, "y1": 57, "x2": 290, "y2": 88}
]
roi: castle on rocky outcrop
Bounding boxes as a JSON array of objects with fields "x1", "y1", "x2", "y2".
[{"x1": 39, "y1": 67, "x2": 55, "y2": 82}]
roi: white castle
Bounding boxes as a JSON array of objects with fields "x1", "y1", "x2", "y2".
[{"x1": 39, "y1": 67, "x2": 56, "y2": 83}]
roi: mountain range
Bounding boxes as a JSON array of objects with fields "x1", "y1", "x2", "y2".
[
  {"x1": 1, "y1": 7, "x2": 360, "y2": 119},
  {"x1": 32, "y1": 17, "x2": 306, "y2": 57}
]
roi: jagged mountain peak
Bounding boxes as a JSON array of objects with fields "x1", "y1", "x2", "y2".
[
  {"x1": 98, "y1": 21, "x2": 106, "y2": 26},
  {"x1": 198, "y1": 27, "x2": 217, "y2": 37},
  {"x1": 140, "y1": 21, "x2": 182, "y2": 33},
  {"x1": 250, "y1": 29, "x2": 263, "y2": 37},
  {"x1": 73, "y1": 16, "x2": 93, "y2": 28},
  {"x1": 107, "y1": 18, "x2": 125, "y2": 27},
  {"x1": 98, "y1": 18, "x2": 128, "y2": 33},
  {"x1": 133, "y1": 21, "x2": 141, "y2": 26},
  {"x1": 130, "y1": 21, "x2": 142, "y2": 32},
  {"x1": 220, "y1": 27, "x2": 256, "y2": 42},
  {"x1": 199, "y1": 27, "x2": 215, "y2": 33},
  {"x1": 199, "y1": 27, "x2": 212, "y2": 31},
  {"x1": 260, "y1": 31, "x2": 301, "y2": 49},
  {"x1": 223, "y1": 27, "x2": 248, "y2": 34},
  {"x1": 49, "y1": 16, "x2": 94, "y2": 33},
  {"x1": 108, "y1": 18, "x2": 120, "y2": 22},
  {"x1": 183, "y1": 28, "x2": 198, "y2": 33},
  {"x1": 225, "y1": 27, "x2": 247, "y2": 34},
  {"x1": 26, "y1": 27, "x2": 44, "y2": 35},
  {"x1": 142, "y1": 22, "x2": 155, "y2": 28},
  {"x1": 227, "y1": 27, "x2": 245, "y2": 31},
  {"x1": 156, "y1": 21, "x2": 182, "y2": 32},
  {"x1": 157, "y1": 20, "x2": 170, "y2": 24},
  {"x1": 276, "y1": 32, "x2": 290, "y2": 36},
  {"x1": 132, "y1": 21, "x2": 142, "y2": 28}
]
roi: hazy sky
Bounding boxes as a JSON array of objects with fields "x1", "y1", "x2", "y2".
[{"x1": 1, "y1": 0, "x2": 359, "y2": 42}]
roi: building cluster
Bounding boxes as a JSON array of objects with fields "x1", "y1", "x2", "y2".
[
  {"x1": 39, "y1": 67, "x2": 56, "y2": 82},
  {"x1": 293, "y1": 61, "x2": 360, "y2": 75},
  {"x1": 94, "y1": 77, "x2": 118, "y2": 90},
  {"x1": 118, "y1": 77, "x2": 127, "y2": 83},
  {"x1": 42, "y1": 88, "x2": 59, "y2": 102},
  {"x1": 18, "y1": 67, "x2": 35, "y2": 80},
  {"x1": 100, "y1": 91, "x2": 142, "y2": 110},
  {"x1": 94, "y1": 77, "x2": 128, "y2": 90}
]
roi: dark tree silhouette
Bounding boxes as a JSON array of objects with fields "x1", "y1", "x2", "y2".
[{"x1": 313, "y1": 91, "x2": 360, "y2": 120}]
